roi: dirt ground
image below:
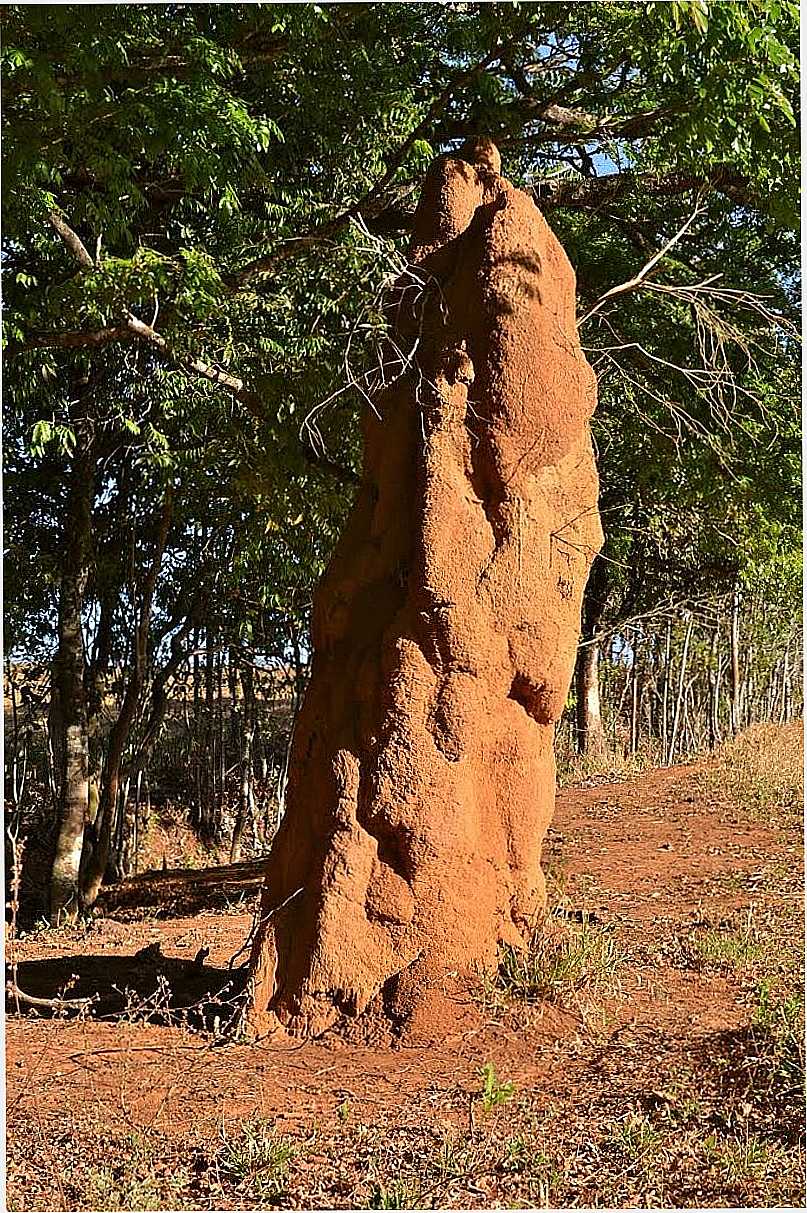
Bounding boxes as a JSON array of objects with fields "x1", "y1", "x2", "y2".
[{"x1": 6, "y1": 724, "x2": 804, "y2": 1210}]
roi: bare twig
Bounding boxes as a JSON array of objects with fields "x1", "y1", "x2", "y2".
[
  {"x1": 6, "y1": 981, "x2": 96, "y2": 1013},
  {"x1": 578, "y1": 200, "x2": 706, "y2": 327}
]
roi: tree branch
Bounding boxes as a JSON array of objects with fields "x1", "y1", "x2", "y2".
[
  {"x1": 12, "y1": 325, "x2": 135, "y2": 352},
  {"x1": 534, "y1": 166, "x2": 759, "y2": 212},
  {"x1": 578, "y1": 200, "x2": 706, "y2": 326},
  {"x1": 48, "y1": 210, "x2": 95, "y2": 268},
  {"x1": 38, "y1": 211, "x2": 360, "y2": 487},
  {"x1": 5, "y1": 37, "x2": 288, "y2": 100},
  {"x1": 228, "y1": 41, "x2": 509, "y2": 287}
]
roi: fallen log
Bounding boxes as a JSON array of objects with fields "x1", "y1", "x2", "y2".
[{"x1": 96, "y1": 857, "x2": 268, "y2": 916}]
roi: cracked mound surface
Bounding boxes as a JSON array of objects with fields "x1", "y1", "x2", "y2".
[{"x1": 247, "y1": 142, "x2": 603, "y2": 1037}]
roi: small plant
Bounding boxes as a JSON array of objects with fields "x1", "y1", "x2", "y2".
[
  {"x1": 368, "y1": 1178, "x2": 423, "y2": 1209},
  {"x1": 747, "y1": 980, "x2": 805, "y2": 1094},
  {"x1": 216, "y1": 1117, "x2": 295, "y2": 1200},
  {"x1": 500, "y1": 1133, "x2": 551, "y2": 1176},
  {"x1": 83, "y1": 1133, "x2": 191, "y2": 1211},
  {"x1": 649, "y1": 1077, "x2": 705, "y2": 1129},
  {"x1": 704, "y1": 1129, "x2": 786, "y2": 1184},
  {"x1": 496, "y1": 913, "x2": 622, "y2": 1005},
  {"x1": 337, "y1": 1097, "x2": 352, "y2": 1123},
  {"x1": 479, "y1": 1060, "x2": 515, "y2": 1111},
  {"x1": 610, "y1": 1112, "x2": 661, "y2": 1160},
  {"x1": 687, "y1": 907, "x2": 762, "y2": 972}
]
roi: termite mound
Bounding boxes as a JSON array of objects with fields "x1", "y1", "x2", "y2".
[{"x1": 247, "y1": 138, "x2": 602, "y2": 1038}]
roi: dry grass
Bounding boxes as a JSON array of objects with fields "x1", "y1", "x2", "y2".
[
  {"x1": 213, "y1": 1118, "x2": 297, "y2": 1203},
  {"x1": 702, "y1": 720, "x2": 803, "y2": 826},
  {"x1": 557, "y1": 743, "x2": 657, "y2": 788}
]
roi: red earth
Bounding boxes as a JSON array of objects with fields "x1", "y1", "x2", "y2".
[{"x1": 6, "y1": 725, "x2": 804, "y2": 1209}]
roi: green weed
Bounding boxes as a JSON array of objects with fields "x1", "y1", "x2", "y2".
[
  {"x1": 704, "y1": 1129, "x2": 789, "y2": 1184},
  {"x1": 688, "y1": 908, "x2": 763, "y2": 972},
  {"x1": 216, "y1": 1117, "x2": 295, "y2": 1200},
  {"x1": 747, "y1": 980, "x2": 805, "y2": 1095},
  {"x1": 83, "y1": 1133, "x2": 191, "y2": 1211},
  {"x1": 479, "y1": 1060, "x2": 515, "y2": 1111},
  {"x1": 496, "y1": 913, "x2": 622, "y2": 1005},
  {"x1": 368, "y1": 1178, "x2": 423, "y2": 1209}
]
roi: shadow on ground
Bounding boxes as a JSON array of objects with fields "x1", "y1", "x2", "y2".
[{"x1": 6, "y1": 951, "x2": 249, "y2": 1030}]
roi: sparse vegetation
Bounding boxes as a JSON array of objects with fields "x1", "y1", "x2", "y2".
[
  {"x1": 687, "y1": 907, "x2": 763, "y2": 972},
  {"x1": 368, "y1": 1178, "x2": 424, "y2": 1210},
  {"x1": 478, "y1": 1061, "x2": 515, "y2": 1112},
  {"x1": 83, "y1": 1133, "x2": 193, "y2": 1212},
  {"x1": 494, "y1": 912, "x2": 623, "y2": 1008},
  {"x1": 558, "y1": 745, "x2": 655, "y2": 788},
  {"x1": 6, "y1": 730, "x2": 803, "y2": 1211},
  {"x1": 740, "y1": 981, "x2": 805, "y2": 1109},
  {"x1": 214, "y1": 1118, "x2": 296, "y2": 1202},
  {"x1": 702, "y1": 722, "x2": 804, "y2": 827}
]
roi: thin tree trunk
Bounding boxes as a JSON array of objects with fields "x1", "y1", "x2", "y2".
[
  {"x1": 133, "y1": 600, "x2": 199, "y2": 768},
  {"x1": 629, "y1": 635, "x2": 641, "y2": 755},
  {"x1": 661, "y1": 617, "x2": 672, "y2": 761},
  {"x1": 132, "y1": 766, "x2": 143, "y2": 877},
  {"x1": 201, "y1": 625, "x2": 215, "y2": 839},
  {"x1": 667, "y1": 615, "x2": 693, "y2": 765},
  {"x1": 574, "y1": 558, "x2": 608, "y2": 756},
  {"x1": 707, "y1": 626, "x2": 721, "y2": 750},
  {"x1": 81, "y1": 484, "x2": 172, "y2": 907},
  {"x1": 729, "y1": 585, "x2": 741, "y2": 735},
  {"x1": 683, "y1": 679, "x2": 697, "y2": 756},
  {"x1": 49, "y1": 430, "x2": 93, "y2": 923},
  {"x1": 7, "y1": 668, "x2": 25, "y2": 822},
  {"x1": 575, "y1": 639, "x2": 606, "y2": 755},
  {"x1": 191, "y1": 625, "x2": 202, "y2": 829},
  {"x1": 217, "y1": 644, "x2": 226, "y2": 837},
  {"x1": 778, "y1": 642, "x2": 790, "y2": 723},
  {"x1": 739, "y1": 641, "x2": 754, "y2": 728},
  {"x1": 231, "y1": 651, "x2": 256, "y2": 863}
]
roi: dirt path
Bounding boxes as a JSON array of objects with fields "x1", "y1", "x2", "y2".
[{"x1": 6, "y1": 728, "x2": 804, "y2": 1209}]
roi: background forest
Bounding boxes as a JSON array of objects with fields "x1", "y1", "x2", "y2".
[{"x1": 2, "y1": 1, "x2": 801, "y2": 922}]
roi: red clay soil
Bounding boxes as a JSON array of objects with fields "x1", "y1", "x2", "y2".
[
  {"x1": 248, "y1": 139, "x2": 602, "y2": 1037},
  {"x1": 7, "y1": 736, "x2": 804, "y2": 1209}
]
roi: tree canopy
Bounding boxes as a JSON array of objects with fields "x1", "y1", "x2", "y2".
[{"x1": 2, "y1": 1, "x2": 800, "y2": 910}]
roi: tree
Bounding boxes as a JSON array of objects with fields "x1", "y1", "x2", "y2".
[{"x1": 3, "y1": 2, "x2": 799, "y2": 926}]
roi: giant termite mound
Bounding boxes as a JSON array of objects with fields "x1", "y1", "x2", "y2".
[{"x1": 247, "y1": 139, "x2": 603, "y2": 1038}]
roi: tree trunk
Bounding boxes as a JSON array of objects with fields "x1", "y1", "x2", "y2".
[
  {"x1": 575, "y1": 640, "x2": 606, "y2": 755},
  {"x1": 247, "y1": 143, "x2": 603, "y2": 1037},
  {"x1": 49, "y1": 433, "x2": 94, "y2": 923},
  {"x1": 629, "y1": 636, "x2": 641, "y2": 755},
  {"x1": 191, "y1": 624, "x2": 202, "y2": 829},
  {"x1": 81, "y1": 485, "x2": 172, "y2": 907},
  {"x1": 667, "y1": 615, "x2": 693, "y2": 765},
  {"x1": 707, "y1": 626, "x2": 722, "y2": 750},
  {"x1": 217, "y1": 643, "x2": 226, "y2": 836},
  {"x1": 230, "y1": 651, "x2": 256, "y2": 863},
  {"x1": 729, "y1": 585, "x2": 742, "y2": 735},
  {"x1": 575, "y1": 554, "x2": 608, "y2": 755},
  {"x1": 739, "y1": 641, "x2": 754, "y2": 729},
  {"x1": 779, "y1": 643, "x2": 791, "y2": 723},
  {"x1": 200, "y1": 624, "x2": 216, "y2": 839},
  {"x1": 661, "y1": 617, "x2": 672, "y2": 760}
]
